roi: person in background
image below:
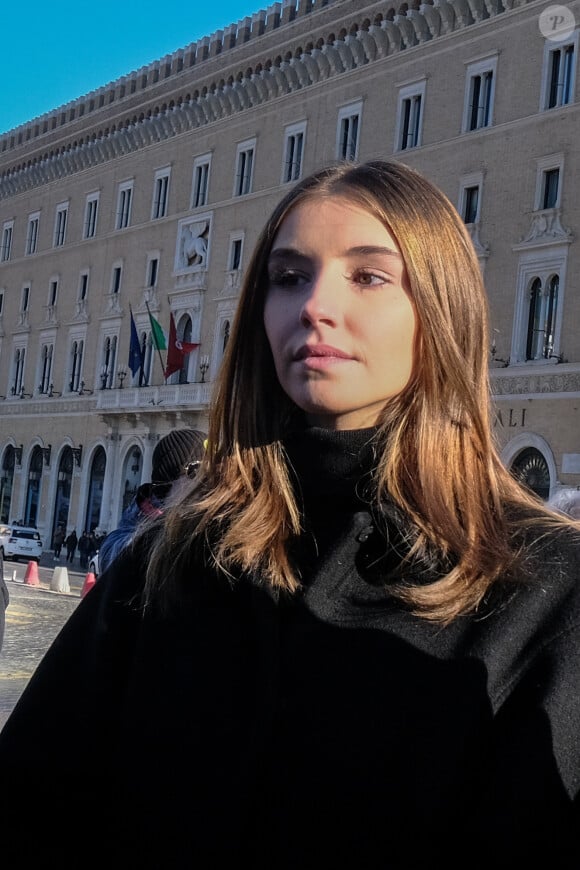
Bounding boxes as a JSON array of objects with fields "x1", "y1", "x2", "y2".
[
  {"x1": 77, "y1": 531, "x2": 90, "y2": 570},
  {"x1": 0, "y1": 160, "x2": 579, "y2": 866},
  {"x1": 547, "y1": 487, "x2": 580, "y2": 520},
  {"x1": 97, "y1": 428, "x2": 206, "y2": 576},
  {"x1": 52, "y1": 525, "x2": 65, "y2": 559},
  {"x1": 64, "y1": 529, "x2": 77, "y2": 564}
]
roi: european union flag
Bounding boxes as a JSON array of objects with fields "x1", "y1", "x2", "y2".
[{"x1": 128, "y1": 309, "x2": 144, "y2": 377}]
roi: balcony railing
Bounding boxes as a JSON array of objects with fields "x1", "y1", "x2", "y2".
[{"x1": 96, "y1": 381, "x2": 211, "y2": 410}]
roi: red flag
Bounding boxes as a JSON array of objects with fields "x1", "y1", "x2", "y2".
[{"x1": 164, "y1": 313, "x2": 199, "y2": 379}]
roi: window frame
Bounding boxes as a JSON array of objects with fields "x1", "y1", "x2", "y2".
[
  {"x1": 534, "y1": 153, "x2": 564, "y2": 211},
  {"x1": 462, "y1": 54, "x2": 498, "y2": 133},
  {"x1": 25, "y1": 212, "x2": 40, "y2": 255},
  {"x1": 110, "y1": 262, "x2": 123, "y2": 296},
  {"x1": 191, "y1": 153, "x2": 212, "y2": 208},
  {"x1": 53, "y1": 201, "x2": 68, "y2": 247},
  {"x1": 336, "y1": 101, "x2": 362, "y2": 162},
  {"x1": 511, "y1": 248, "x2": 568, "y2": 364},
  {"x1": 540, "y1": 29, "x2": 578, "y2": 110},
  {"x1": 151, "y1": 167, "x2": 171, "y2": 220},
  {"x1": 1, "y1": 220, "x2": 14, "y2": 262},
  {"x1": 146, "y1": 253, "x2": 160, "y2": 289},
  {"x1": 282, "y1": 120, "x2": 307, "y2": 183},
  {"x1": 116, "y1": 180, "x2": 134, "y2": 230},
  {"x1": 228, "y1": 233, "x2": 244, "y2": 272},
  {"x1": 458, "y1": 171, "x2": 484, "y2": 225},
  {"x1": 394, "y1": 80, "x2": 426, "y2": 152},
  {"x1": 233, "y1": 138, "x2": 256, "y2": 197},
  {"x1": 84, "y1": 192, "x2": 99, "y2": 239}
]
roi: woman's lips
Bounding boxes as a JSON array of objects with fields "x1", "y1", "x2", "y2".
[{"x1": 294, "y1": 344, "x2": 353, "y2": 361}]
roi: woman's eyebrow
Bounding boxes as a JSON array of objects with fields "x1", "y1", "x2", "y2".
[
  {"x1": 268, "y1": 245, "x2": 401, "y2": 259},
  {"x1": 268, "y1": 247, "x2": 304, "y2": 259},
  {"x1": 346, "y1": 245, "x2": 402, "y2": 258}
]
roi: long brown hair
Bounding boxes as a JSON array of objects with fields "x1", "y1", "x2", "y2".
[{"x1": 145, "y1": 160, "x2": 573, "y2": 622}]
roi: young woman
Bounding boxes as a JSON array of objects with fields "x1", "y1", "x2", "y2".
[{"x1": 1, "y1": 160, "x2": 579, "y2": 866}]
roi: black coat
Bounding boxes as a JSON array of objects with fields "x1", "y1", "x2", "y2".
[{"x1": 1, "y1": 428, "x2": 579, "y2": 868}]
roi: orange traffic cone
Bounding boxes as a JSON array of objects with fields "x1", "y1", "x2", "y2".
[
  {"x1": 24, "y1": 560, "x2": 40, "y2": 586},
  {"x1": 81, "y1": 571, "x2": 96, "y2": 598}
]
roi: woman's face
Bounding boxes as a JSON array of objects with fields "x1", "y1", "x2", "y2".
[{"x1": 263, "y1": 195, "x2": 417, "y2": 430}]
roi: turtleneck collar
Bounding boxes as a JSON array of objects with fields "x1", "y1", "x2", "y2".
[{"x1": 283, "y1": 426, "x2": 380, "y2": 513}]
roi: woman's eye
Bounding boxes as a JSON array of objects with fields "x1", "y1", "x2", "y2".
[
  {"x1": 268, "y1": 268, "x2": 306, "y2": 287},
  {"x1": 352, "y1": 270, "x2": 387, "y2": 287}
]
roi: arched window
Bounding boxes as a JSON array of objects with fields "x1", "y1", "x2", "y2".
[
  {"x1": 69, "y1": 340, "x2": 84, "y2": 392},
  {"x1": 511, "y1": 448, "x2": 550, "y2": 500},
  {"x1": 525, "y1": 274, "x2": 560, "y2": 361},
  {"x1": 100, "y1": 335, "x2": 118, "y2": 389}
]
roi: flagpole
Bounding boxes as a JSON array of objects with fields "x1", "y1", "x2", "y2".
[{"x1": 145, "y1": 301, "x2": 168, "y2": 384}]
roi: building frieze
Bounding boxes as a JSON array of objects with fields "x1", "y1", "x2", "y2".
[{"x1": 491, "y1": 366, "x2": 580, "y2": 396}]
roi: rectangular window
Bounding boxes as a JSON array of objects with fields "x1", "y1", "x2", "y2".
[
  {"x1": 54, "y1": 203, "x2": 68, "y2": 246},
  {"x1": 463, "y1": 55, "x2": 497, "y2": 132},
  {"x1": 234, "y1": 139, "x2": 256, "y2": 196},
  {"x1": 336, "y1": 102, "x2": 362, "y2": 161},
  {"x1": 48, "y1": 279, "x2": 58, "y2": 307},
  {"x1": 229, "y1": 238, "x2": 243, "y2": 271},
  {"x1": 79, "y1": 271, "x2": 89, "y2": 302},
  {"x1": 1, "y1": 222, "x2": 13, "y2": 261},
  {"x1": 395, "y1": 82, "x2": 425, "y2": 151},
  {"x1": 152, "y1": 169, "x2": 170, "y2": 219},
  {"x1": 468, "y1": 72, "x2": 493, "y2": 129},
  {"x1": 26, "y1": 214, "x2": 39, "y2": 255},
  {"x1": 192, "y1": 154, "x2": 211, "y2": 208},
  {"x1": 116, "y1": 182, "x2": 133, "y2": 229},
  {"x1": 111, "y1": 265, "x2": 122, "y2": 294},
  {"x1": 282, "y1": 122, "x2": 306, "y2": 183},
  {"x1": 463, "y1": 186, "x2": 480, "y2": 224},
  {"x1": 0, "y1": 291, "x2": 4, "y2": 316},
  {"x1": 84, "y1": 194, "x2": 99, "y2": 238},
  {"x1": 543, "y1": 168, "x2": 560, "y2": 209},
  {"x1": 402, "y1": 96, "x2": 421, "y2": 148},
  {"x1": 147, "y1": 257, "x2": 159, "y2": 287},
  {"x1": 534, "y1": 154, "x2": 564, "y2": 211},
  {"x1": 543, "y1": 37, "x2": 577, "y2": 109},
  {"x1": 21, "y1": 285, "x2": 30, "y2": 313}
]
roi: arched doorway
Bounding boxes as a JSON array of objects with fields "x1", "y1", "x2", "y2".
[
  {"x1": 24, "y1": 446, "x2": 44, "y2": 527},
  {"x1": 53, "y1": 447, "x2": 74, "y2": 534},
  {"x1": 510, "y1": 447, "x2": 551, "y2": 501},
  {"x1": 85, "y1": 447, "x2": 106, "y2": 534},
  {"x1": 0, "y1": 447, "x2": 16, "y2": 523}
]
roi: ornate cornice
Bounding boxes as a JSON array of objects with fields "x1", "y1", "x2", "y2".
[{"x1": 0, "y1": 0, "x2": 527, "y2": 199}]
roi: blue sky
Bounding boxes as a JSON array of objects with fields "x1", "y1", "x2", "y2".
[{"x1": 1, "y1": 1, "x2": 264, "y2": 134}]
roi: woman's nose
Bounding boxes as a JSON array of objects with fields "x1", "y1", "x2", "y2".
[{"x1": 299, "y1": 270, "x2": 339, "y2": 327}]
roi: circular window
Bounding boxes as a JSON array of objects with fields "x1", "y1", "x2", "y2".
[{"x1": 510, "y1": 448, "x2": 550, "y2": 501}]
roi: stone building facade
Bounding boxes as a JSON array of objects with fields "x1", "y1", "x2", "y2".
[{"x1": 0, "y1": 0, "x2": 579, "y2": 548}]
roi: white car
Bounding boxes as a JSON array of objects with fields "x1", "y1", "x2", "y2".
[
  {"x1": 88, "y1": 550, "x2": 99, "y2": 578},
  {"x1": 3, "y1": 526, "x2": 43, "y2": 563}
]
